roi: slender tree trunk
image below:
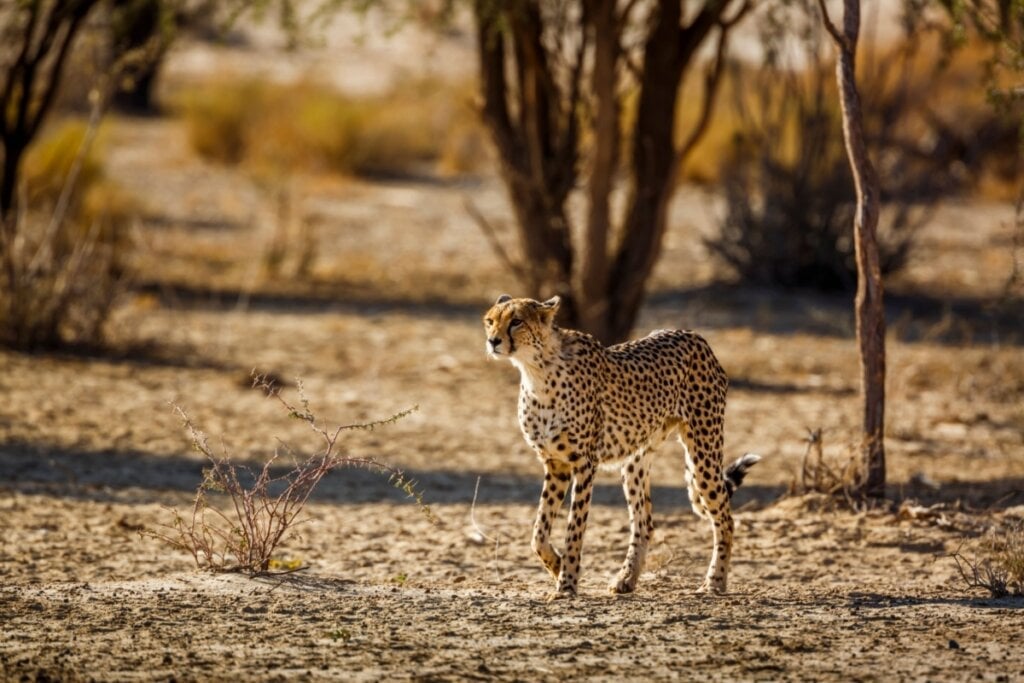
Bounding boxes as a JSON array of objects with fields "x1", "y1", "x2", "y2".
[
  {"x1": 0, "y1": 0, "x2": 96, "y2": 224},
  {"x1": 474, "y1": 0, "x2": 579, "y2": 325},
  {"x1": 110, "y1": 0, "x2": 165, "y2": 113},
  {"x1": 579, "y1": 0, "x2": 619, "y2": 342},
  {"x1": 820, "y1": 0, "x2": 886, "y2": 498},
  {"x1": 505, "y1": 173, "x2": 577, "y2": 320},
  {"x1": 606, "y1": 0, "x2": 689, "y2": 342},
  {"x1": 473, "y1": 0, "x2": 745, "y2": 343}
]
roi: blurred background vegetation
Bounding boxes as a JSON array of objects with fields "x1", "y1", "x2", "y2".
[{"x1": 0, "y1": 0, "x2": 1021, "y2": 351}]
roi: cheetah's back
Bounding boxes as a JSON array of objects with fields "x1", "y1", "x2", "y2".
[{"x1": 595, "y1": 330, "x2": 727, "y2": 462}]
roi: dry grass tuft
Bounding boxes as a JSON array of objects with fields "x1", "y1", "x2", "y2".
[
  {"x1": 24, "y1": 119, "x2": 140, "y2": 235},
  {"x1": 178, "y1": 80, "x2": 261, "y2": 164},
  {"x1": 176, "y1": 77, "x2": 488, "y2": 178},
  {"x1": 0, "y1": 118, "x2": 138, "y2": 350},
  {"x1": 788, "y1": 428, "x2": 864, "y2": 508},
  {"x1": 950, "y1": 521, "x2": 1024, "y2": 598}
]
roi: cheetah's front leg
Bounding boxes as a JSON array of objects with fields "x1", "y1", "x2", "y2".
[
  {"x1": 532, "y1": 460, "x2": 572, "y2": 580},
  {"x1": 551, "y1": 457, "x2": 595, "y2": 599}
]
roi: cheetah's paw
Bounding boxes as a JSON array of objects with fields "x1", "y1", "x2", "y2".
[
  {"x1": 546, "y1": 588, "x2": 577, "y2": 602},
  {"x1": 609, "y1": 571, "x2": 637, "y2": 595},
  {"x1": 695, "y1": 578, "x2": 726, "y2": 595}
]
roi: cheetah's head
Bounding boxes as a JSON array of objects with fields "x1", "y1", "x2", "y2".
[{"x1": 482, "y1": 294, "x2": 561, "y2": 364}]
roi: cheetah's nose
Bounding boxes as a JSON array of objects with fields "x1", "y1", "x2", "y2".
[{"x1": 488, "y1": 337, "x2": 501, "y2": 350}]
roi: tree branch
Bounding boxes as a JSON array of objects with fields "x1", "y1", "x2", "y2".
[
  {"x1": 29, "y1": 6, "x2": 91, "y2": 139},
  {"x1": 1, "y1": 3, "x2": 41, "y2": 138},
  {"x1": 551, "y1": 19, "x2": 587, "y2": 202},
  {"x1": 679, "y1": 0, "x2": 729, "y2": 67},
  {"x1": 817, "y1": 0, "x2": 847, "y2": 48},
  {"x1": 677, "y1": 12, "x2": 735, "y2": 164},
  {"x1": 463, "y1": 197, "x2": 530, "y2": 287},
  {"x1": 617, "y1": 0, "x2": 642, "y2": 25},
  {"x1": 510, "y1": 2, "x2": 559, "y2": 190},
  {"x1": 474, "y1": 3, "x2": 525, "y2": 177},
  {"x1": 722, "y1": 0, "x2": 755, "y2": 29}
]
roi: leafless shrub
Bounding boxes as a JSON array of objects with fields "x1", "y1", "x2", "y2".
[
  {"x1": 0, "y1": 107, "x2": 134, "y2": 350},
  {"x1": 788, "y1": 427, "x2": 863, "y2": 508},
  {"x1": 0, "y1": 212, "x2": 130, "y2": 350},
  {"x1": 706, "y1": 2, "x2": 936, "y2": 291},
  {"x1": 147, "y1": 373, "x2": 431, "y2": 576},
  {"x1": 950, "y1": 521, "x2": 1024, "y2": 598}
]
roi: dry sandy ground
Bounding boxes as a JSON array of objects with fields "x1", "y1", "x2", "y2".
[
  {"x1": 2, "y1": 168, "x2": 1023, "y2": 680},
  {"x1": 3, "y1": 491, "x2": 1024, "y2": 682},
  {"x1": 3, "y1": 14, "x2": 1024, "y2": 682}
]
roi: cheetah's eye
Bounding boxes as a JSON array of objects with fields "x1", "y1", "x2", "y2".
[
  {"x1": 484, "y1": 318, "x2": 493, "y2": 326},
  {"x1": 509, "y1": 318, "x2": 523, "y2": 329}
]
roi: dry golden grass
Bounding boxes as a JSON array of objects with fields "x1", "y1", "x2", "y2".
[
  {"x1": 23, "y1": 118, "x2": 140, "y2": 237},
  {"x1": 175, "y1": 77, "x2": 488, "y2": 178},
  {"x1": 0, "y1": 118, "x2": 140, "y2": 350},
  {"x1": 674, "y1": 36, "x2": 1020, "y2": 199},
  {"x1": 23, "y1": 119, "x2": 106, "y2": 202},
  {"x1": 952, "y1": 521, "x2": 1024, "y2": 597}
]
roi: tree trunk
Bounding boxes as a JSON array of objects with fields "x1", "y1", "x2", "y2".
[
  {"x1": 474, "y1": 0, "x2": 580, "y2": 326},
  {"x1": 110, "y1": 0, "x2": 165, "y2": 113},
  {"x1": 0, "y1": 0, "x2": 96, "y2": 224},
  {"x1": 821, "y1": 0, "x2": 887, "y2": 498},
  {"x1": 473, "y1": 0, "x2": 745, "y2": 343},
  {"x1": 579, "y1": 0, "x2": 619, "y2": 343},
  {"x1": 606, "y1": 0, "x2": 694, "y2": 343},
  {"x1": 0, "y1": 142, "x2": 24, "y2": 224},
  {"x1": 505, "y1": 173, "x2": 578, "y2": 323}
]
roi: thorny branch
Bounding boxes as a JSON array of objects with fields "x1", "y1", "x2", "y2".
[{"x1": 146, "y1": 372, "x2": 431, "y2": 575}]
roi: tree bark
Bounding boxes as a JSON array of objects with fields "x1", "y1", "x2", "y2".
[
  {"x1": 579, "y1": 0, "x2": 619, "y2": 342},
  {"x1": 819, "y1": 0, "x2": 887, "y2": 498},
  {"x1": 607, "y1": 0, "x2": 716, "y2": 343},
  {"x1": 110, "y1": 0, "x2": 166, "y2": 113},
  {"x1": 0, "y1": 141, "x2": 25, "y2": 223},
  {"x1": 473, "y1": 0, "x2": 747, "y2": 343},
  {"x1": 474, "y1": 0, "x2": 579, "y2": 324}
]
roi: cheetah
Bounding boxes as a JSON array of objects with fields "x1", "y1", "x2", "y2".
[{"x1": 483, "y1": 294, "x2": 760, "y2": 599}]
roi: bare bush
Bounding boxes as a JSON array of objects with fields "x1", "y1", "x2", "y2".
[
  {"x1": 950, "y1": 522, "x2": 1024, "y2": 598},
  {"x1": 0, "y1": 212, "x2": 129, "y2": 349},
  {"x1": 0, "y1": 111, "x2": 134, "y2": 350},
  {"x1": 788, "y1": 427, "x2": 865, "y2": 508},
  {"x1": 705, "y1": 3, "x2": 939, "y2": 290},
  {"x1": 148, "y1": 374, "x2": 430, "y2": 576}
]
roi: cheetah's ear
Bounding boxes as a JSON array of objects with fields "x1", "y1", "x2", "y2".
[
  {"x1": 495, "y1": 294, "x2": 512, "y2": 305},
  {"x1": 540, "y1": 295, "x2": 560, "y2": 310},
  {"x1": 537, "y1": 295, "x2": 560, "y2": 323}
]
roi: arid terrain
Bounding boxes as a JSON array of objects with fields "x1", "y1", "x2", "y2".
[{"x1": 3, "y1": 10, "x2": 1024, "y2": 682}]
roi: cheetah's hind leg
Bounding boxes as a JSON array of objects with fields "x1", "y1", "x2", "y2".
[{"x1": 678, "y1": 421, "x2": 760, "y2": 595}]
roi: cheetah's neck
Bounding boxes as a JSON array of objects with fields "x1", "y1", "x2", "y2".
[{"x1": 509, "y1": 328, "x2": 568, "y2": 401}]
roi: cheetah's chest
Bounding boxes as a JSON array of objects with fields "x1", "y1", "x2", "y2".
[
  {"x1": 518, "y1": 403, "x2": 561, "y2": 447},
  {"x1": 517, "y1": 384, "x2": 592, "y2": 459}
]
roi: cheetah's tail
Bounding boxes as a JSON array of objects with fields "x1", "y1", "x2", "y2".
[{"x1": 724, "y1": 453, "x2": 761, "y2": 498}]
